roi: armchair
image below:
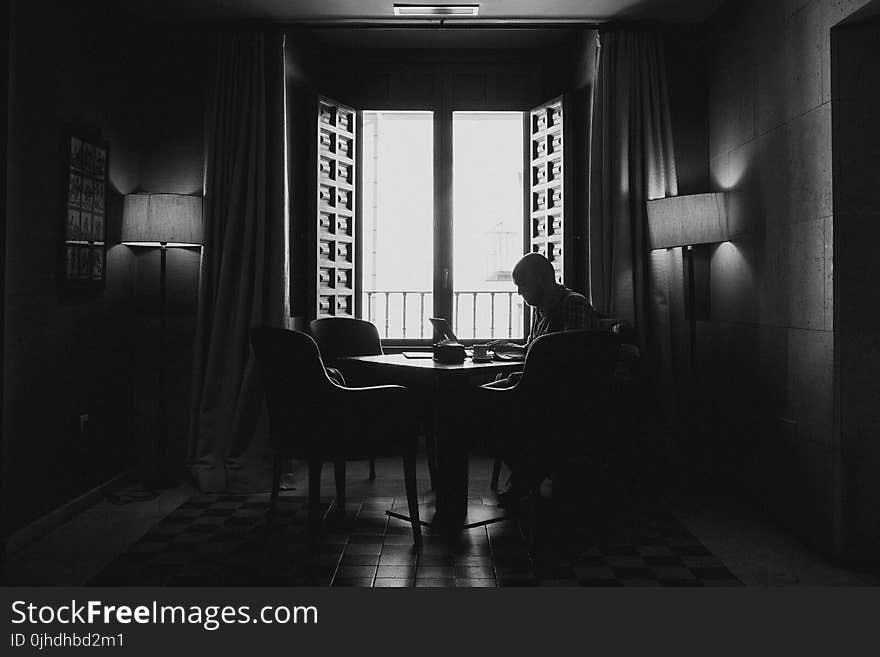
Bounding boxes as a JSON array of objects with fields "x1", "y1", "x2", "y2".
[
  {"x1": 251, "y1": 327, "x2": 422, "y2": 545},
  {"x1": 309, "y1": 317, "x2": 384, "y2": 479},
  {"x1": 476, "y1": 329, "x2": 620, "y2": 550}
]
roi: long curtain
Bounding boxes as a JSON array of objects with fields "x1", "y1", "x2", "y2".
[
  {"x1": 587, "y1": 27, "x2": 678, "y2": 349},
  {"x1": 188, "y1": 30, "x2": 289, "y2": 492},
  {"x1": 587, "y1": 27, "x2": 685, "y2": 441}
]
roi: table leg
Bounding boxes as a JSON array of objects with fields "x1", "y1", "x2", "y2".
[
  {"x1": 345, "y1": 360, "x2": 515, "y2": 534},
  {"x1": 426, "y1": 402, "x2": 438, "y2": 489},
  {"x1": 432, "y1": 378, "x2": 470, "y2": 530}
]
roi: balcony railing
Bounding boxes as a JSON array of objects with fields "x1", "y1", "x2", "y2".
[{"x1": 364, "y1": 290, "x2": 524, "y2": 340}]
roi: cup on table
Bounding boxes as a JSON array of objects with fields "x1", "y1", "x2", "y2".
[{"x1": 472, "y1": 344, "x2": 491, "y2": 361}]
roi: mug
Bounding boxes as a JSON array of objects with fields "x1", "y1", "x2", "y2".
[{"x1": 473, "y1": 344, "x2": 491, "y2": 361}]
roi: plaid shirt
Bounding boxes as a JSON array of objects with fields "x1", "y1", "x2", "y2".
[{"x1": 528, "y1": 285, "x2": 597, "y2": 345}]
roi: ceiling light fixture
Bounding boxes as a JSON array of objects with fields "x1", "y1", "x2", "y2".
[{"x1": 393, "y1": 4, "x2": 480, "y2": 17}]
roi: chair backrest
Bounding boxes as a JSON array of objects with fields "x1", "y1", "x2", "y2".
[
  {"x1": 309, "y1": 317, "x2": 383, "y2": 362},
  {"x1": 598, "y1": 317, "x2": 637, "y2": 346},
  {"x1": 250, "y1": 327, "x2": 337, "y2": 451},
  {"x1": 518, "y1": 329, "x2": 620, "y2": 413}
]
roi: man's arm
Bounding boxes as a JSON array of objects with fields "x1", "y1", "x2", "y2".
[{"x1": 485, "y1": 340, "x2": 526, "y2": 355}]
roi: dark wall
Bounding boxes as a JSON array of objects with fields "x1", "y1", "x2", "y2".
[
  {"x1": 697, "y1": 0, "x2": 873, "y2": 556},
  {"x1": 316, "y1": 48, "x2": 549, "y2": 111},
  {"x1": 3, "y1": 0, "x2": 209, "y2": 531},
  {"x1": 4, "y1": 0, "x2": 140, "y2": 531},
  {"x1": 665, "y1": 26, "x2": 709, "y2": 196},
  {"x1": 832, "y1": 11, "x2": 880, "y2": 560}
]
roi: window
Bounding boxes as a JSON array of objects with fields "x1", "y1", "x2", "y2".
[
  {"x1": 359, "y1": 110, "x2": 525, "y2": 341},
  {"x1": 453, "y1": 112, "x2": 525, "y2": 339},
  {"x1": 310, "y1": 96, "x2": 565, "y2": 342},
  {"x1": 361, "y1": 111, "x2": 434, "y2": 339}
]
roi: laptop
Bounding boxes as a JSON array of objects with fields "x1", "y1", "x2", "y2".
[
  {"x1": 428, "y1": 317, "x2": 458, "y2": 342},
  {"x1": 401, "y1": 318, "x2": 460, "y2": 359}
]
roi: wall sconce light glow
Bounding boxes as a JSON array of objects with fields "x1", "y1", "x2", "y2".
[
  {"x1": 393, "y1": 4, "x2": 480, "y2": 17},
  {"x1": 712, "y1": 239, "x2": 752, "y2": 284},
  {"x1": 713, "y1": 240, "x2": 742, "y2": 265},
  {"x1": 711, "y1": 157, "x2": 749, "y2": 191}
]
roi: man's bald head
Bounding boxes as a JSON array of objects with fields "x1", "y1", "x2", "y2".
[
  {"x1": 512, "y1": 253, "x2": 556, "y2": 284},
  {"x1": 512, "y1": 253, "x2": 557, "y2": 309}
]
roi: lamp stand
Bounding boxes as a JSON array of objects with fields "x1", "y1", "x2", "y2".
[
  {"x1": 147, "y1": 243, "x2": 171, "y2": 489},
  {"x1": 121, "y1": 194, "x2": 203, "y2": 492},
  {"x1": 683, "y1": 244, "x2": 711, "y2": 489},
  {"x1": 685, "y1": 245, "x2": 697, "y2": 376}
]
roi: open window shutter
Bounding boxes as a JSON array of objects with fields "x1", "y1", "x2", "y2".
[
  {"x1": 528, "y1": 96, "x2": 566, "y2": 284},
  {"x1": 315, "y1": 96, "x2": 357, "y2": 318}
]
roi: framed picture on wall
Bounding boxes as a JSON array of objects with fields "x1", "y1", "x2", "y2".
[{"x1": 62, "y1": 130, "x2": 108, "y2": 291}]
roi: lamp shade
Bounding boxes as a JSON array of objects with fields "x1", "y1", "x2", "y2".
[
  {"x1": 121, "y1": 193, "x2": 203, "y2": 246},
  {"x1": 646, "y1": 193, "x2": 727, "y2": 249}
]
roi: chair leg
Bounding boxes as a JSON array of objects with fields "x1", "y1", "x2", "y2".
[
  {"x1": 268, "y1": 454, "x2": 283, "y2": 527},
  {"x1": 402, "y1": 452, "x2": 422, "y2": 547},
  {"x1": 333, "y1": 458, "x2": 346, "y2": 515},
  {"x1": 425, "y1": 433, "x2": 437, "y2": 490},
  {"x1": 527, "y1": 484, "x2": 540, "y2": 559},
  {"x1": 308, "y1": 459, "x2": 323, "y2": 539},
  {"x1": 369, "y1": 457, "x2": 376, "y2": 480},
  {"x1": 490, "y1": 458, "x2": 502, "y2": 491}
]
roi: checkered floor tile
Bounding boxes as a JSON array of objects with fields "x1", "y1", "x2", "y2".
[{"x1": 89, "y1": 494, "x2": 741, "y2": 587}]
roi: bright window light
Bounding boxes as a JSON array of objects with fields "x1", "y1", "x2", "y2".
[
  {"x1": 453, "y1": 111, "x2": 525, "y2": 340},
  {"x1": 362, "y1": 111, "x2": 434, "y2": 340}
]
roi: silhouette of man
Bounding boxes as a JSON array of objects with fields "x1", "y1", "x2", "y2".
[
  {"x1": 487, "y1": 252, "x2": 598, "y2": 386},
  {"x1": 478, "y1": 253, "x2": 599, "y2": 504}
]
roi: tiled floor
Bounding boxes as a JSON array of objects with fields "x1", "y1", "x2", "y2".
[
  {"x1": 85, "y1": 489, "x2": 740, "y2": 587},
  {"x1": 4, "y1": 456, "x2": 879, "y2": 587}
]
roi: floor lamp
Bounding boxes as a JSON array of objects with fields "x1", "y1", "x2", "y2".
[
  {"x1": 647, "y1": 192, "x2": 728, "y2": 480},
  {"x1": 646, "y1": 192, "x2": 728, "y2": 372},
  {"x1": 122, "y1": 193, "x2": 203, "y2": 488}
]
